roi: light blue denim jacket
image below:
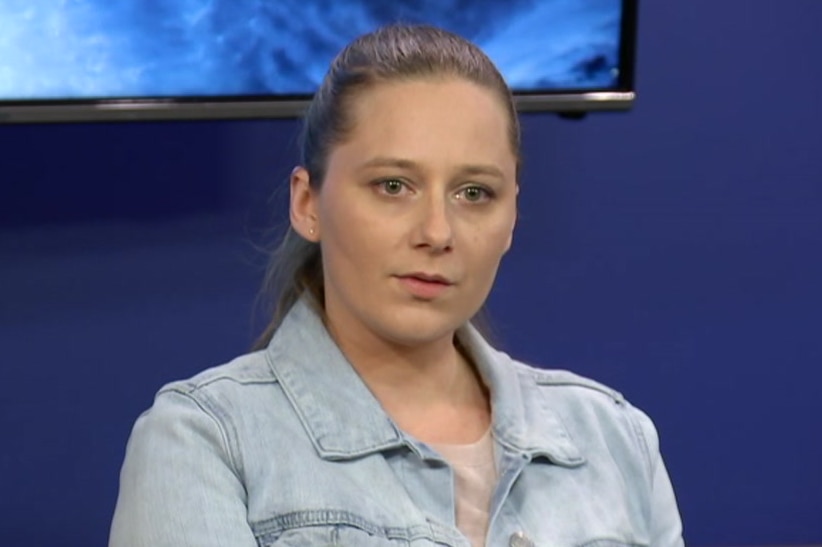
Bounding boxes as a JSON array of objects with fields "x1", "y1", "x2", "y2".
[{"x1": 110, "y1": 299, "x2": 684, "y2": 546}]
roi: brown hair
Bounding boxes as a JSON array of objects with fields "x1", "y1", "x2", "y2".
[{"x1": 253, "y1": 24, "x2": 520, "y2": 349}]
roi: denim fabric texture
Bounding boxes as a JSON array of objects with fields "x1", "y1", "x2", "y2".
[{"x1": 110, "y1": 298, "x2": 684, "y2": 546}]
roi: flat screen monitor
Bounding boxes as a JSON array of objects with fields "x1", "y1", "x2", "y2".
[{"x1": 0, "y1": 0, "x2": 638, "y2": 124}]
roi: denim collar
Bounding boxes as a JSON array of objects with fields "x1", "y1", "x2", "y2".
[{"x1": 265, "y1": 298, "x2": 584, "y2": 467}]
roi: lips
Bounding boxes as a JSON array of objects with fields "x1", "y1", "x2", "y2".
[
  {"x1": 401, "y1": 272, "x2": 453, "y2": 284},
  {"x1": 395, "y1": 272, "x2": 454, "y2": 299}
]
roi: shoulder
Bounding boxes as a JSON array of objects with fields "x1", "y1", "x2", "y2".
[
  {"x1": 141, "y1": 349, "x2": 290, "y2": 446},
  {"x1": 511, "y1": 360, "x2": 626, "y2": 404},
  {"x1": 129, "y1": 350, "x2": 303, "y2": 478},
  {"x1": 506, "y1": 357, "x2": 662, "y2": 471},
  {"x1": 151, "y1": 350, "x2": 284, "y2": 416},
  {"x1": 160, "y1": 349, "x2": 278, "y2": 396}
]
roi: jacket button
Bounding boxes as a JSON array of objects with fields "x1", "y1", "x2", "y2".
[{"x1": 509, "y1": 531, "x2": 535, "y2": 547}]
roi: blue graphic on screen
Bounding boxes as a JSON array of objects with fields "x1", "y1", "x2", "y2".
[{"x1": 0, "y1": 0, "x2": 622, "y2": 100}]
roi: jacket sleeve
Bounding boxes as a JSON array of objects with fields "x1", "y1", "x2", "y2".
[
  {"x1": 631, "y1": 405, "x2": 686, "y2": 547},
  {"x1": 109, "y1": 388, "x2": 257, "y2": 547}
]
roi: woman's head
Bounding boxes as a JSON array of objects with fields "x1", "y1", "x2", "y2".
[
  {"x1": 300, "y1": 24, "x2": 521, "y2": 185},
  {"x1": 255, "y1": 24, "x2": 520, "y2": 349}
]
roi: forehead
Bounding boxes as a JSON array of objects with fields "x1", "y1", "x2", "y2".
[{"x1": 330, "y1": 78, "x2": 516, "y2": 175}]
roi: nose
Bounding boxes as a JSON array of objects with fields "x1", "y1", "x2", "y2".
[{"x1": 413, "y1": 193, "x2": 454, "y2": 252}]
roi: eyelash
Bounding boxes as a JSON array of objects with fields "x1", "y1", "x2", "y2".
[
  {"x1": 375, "y1": 178, "x2": 409, "y2": 196},
  {"x1": 456, "y1": 185, "x2": 494, "y2": 202},
  {"x1": 373, "y1": 179, "x2": 495, "y2": 202}
]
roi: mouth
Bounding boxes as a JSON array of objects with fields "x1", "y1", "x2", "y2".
[
  {"x1": 398, "y1": 272, "x2": 454, "y2": 285},
  {"x1": 394, "y1": 272, "x2": 455, "y2": 299}
]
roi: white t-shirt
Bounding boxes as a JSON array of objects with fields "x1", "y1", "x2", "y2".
[{"x1": 431, "y1": 428, "x2": 497, "y2": 547}]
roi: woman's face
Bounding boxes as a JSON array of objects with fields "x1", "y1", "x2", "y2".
[{"x1": 292, "y1": 78, "x2": 518, "y2": 350}]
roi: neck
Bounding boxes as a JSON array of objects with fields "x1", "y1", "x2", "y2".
[
  {"x1": 326, "y1": 320, "x2": 491, "y2": 444},
  {"x1": 329, "y1": 320, "x2": 461, "y2": 398}
]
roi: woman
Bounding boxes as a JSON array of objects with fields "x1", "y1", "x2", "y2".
[{"x1": 110, "y1": 24, "x2": 684, "y2": 547}]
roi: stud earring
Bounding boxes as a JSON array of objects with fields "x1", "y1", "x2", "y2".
[{"x1": 309, "y1": 227, "x2": 315, "y2": 236}]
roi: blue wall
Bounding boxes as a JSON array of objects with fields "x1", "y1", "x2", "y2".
[{"x1": 1, "y1": 1, "x2": 820, "y2": 545}]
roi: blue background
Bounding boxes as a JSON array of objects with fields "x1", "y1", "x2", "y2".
[{"x1": 1, "y1": 1, "x2": 820, "y2": 545}]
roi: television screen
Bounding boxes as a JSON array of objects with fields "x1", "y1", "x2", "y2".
[{"x1": 0, "y1": 0, "x2": 637, "y2": 124}]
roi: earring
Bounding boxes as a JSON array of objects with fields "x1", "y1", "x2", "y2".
[{"x1": 309, "y1": 227, "x2": 315, "y2": 236}]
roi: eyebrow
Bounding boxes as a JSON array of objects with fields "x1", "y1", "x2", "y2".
[{"x1": 358, "y1": 156, "x2": 506, "y2": 180}]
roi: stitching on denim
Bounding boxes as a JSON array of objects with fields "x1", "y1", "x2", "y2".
[
  {"x1": 252, "y1": 510, "x2": 454, "y2": 544},
  {"x1": 577, "y1": 539, "x2": 648, "y2": 547},
  {"x1": 524, "y1": 366, "x2": 626, "y2": 405},
  {"x1": 625, "y1": 406, "x2": 653, "y2": 479},
  {"x1": 164, "y1": 387, "x2": 247, "y2": 486},
  {"x1": 160, "y1": 356, "x2": 279, "y2": 395},
  {"x1": 262, "y1": 348, "x2": 330, "y2": 459}
]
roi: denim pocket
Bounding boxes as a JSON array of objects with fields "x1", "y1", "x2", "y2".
[
  {"x1": 577, "y1": 540, "x2": 648, "y2": 547},
  {"x1": 256, "y1": 526, "x2": 335, "y2": 546},
  {"x1": 252, "y1": 510, "x2": 454, "y2": 547},
  {"x1": 257, "y1": 525, "x2": 456, "y2": 546}
]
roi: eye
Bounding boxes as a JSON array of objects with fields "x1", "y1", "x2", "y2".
[
  {"x1": 457, "y1": 185, "x2": 493, "y2": 203},
  {"x1": 376, "y1": 178, "x2": 407, "y2": 196}
]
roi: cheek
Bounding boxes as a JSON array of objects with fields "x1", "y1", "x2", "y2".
[
  {"x1": 466, "y1": 210, "x2": 516, "y2": 252},
  {"x1": 465, "y1": 229, "x2": 511, "y2": 273},
  {"x1": 319, "y1": 181, "x2": 383, "y2": 232},
  {"x1": 319, "y1": 202, "x2": 391, "y2": 273}
]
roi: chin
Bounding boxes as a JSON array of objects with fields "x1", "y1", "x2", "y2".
[{"x1": 376, "y1": 305, "x2": 472, "y2": 347}]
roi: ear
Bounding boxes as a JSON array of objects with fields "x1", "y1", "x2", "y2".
[
  {"x1": 290, "y1": 166, "x2": 320, "y2": 242},
  {"x1": 503, "y1": 184, "x2": 519, "y2": 252}
]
